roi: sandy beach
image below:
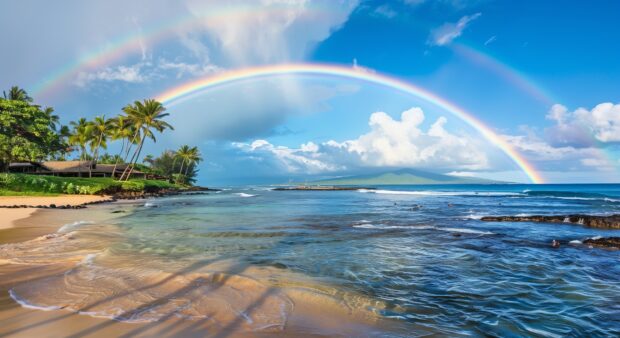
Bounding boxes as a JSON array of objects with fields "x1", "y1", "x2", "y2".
[
  {"x1": 0, "y1": 195, "x2": 113, "y2": 230},
  {"x1": 0, "y1": 197, "x2": 389, "y2": 337}
]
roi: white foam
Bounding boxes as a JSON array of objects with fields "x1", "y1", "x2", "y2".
[
  {"x1": 236, "y1": 193, "x2": 256, "y2": 198},
  {"x1": 360, "y1": 189, "x2": 523, "y2": 197},
  {"x1": 441, "y1": 227, "x2": 494, "y2": 235},
  {"x1": 352, "y1": 222, "x2": 493, "y2": 235},
  {"x1": 462, "y1": 213, "x2": 485, "y2": 220},
  {"x1": 569, "y1": 240, "x2": 582, "y2": 245},
  {"x1": 9, "y1": 289, "x2": 63, "y2": 311},
  {"x1": 58, "y1": 221, "x2": 94, "y2": 233},
  {"x1": 144, "y1": 202, "x2": 157, "y2": 208}
]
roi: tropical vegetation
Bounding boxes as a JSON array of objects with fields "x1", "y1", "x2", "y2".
[{"x1": 0, "y1": 86, "x2": 204, "y2": 191}]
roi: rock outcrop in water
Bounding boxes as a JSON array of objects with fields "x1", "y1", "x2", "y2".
[
  {"x1": 480, "y1": 214, "x2": 620, "y2": 229},
  {"x1": 583, "y1": 237, "x2": 620, "y2": 249}
]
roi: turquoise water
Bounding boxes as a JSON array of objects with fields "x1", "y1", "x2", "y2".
[
  {"x1": 5, "y1": 184, "x2": 620, "y2": 336},
  {"x1": 110, "y1": 184, "x2": 620, "y2": 336}
]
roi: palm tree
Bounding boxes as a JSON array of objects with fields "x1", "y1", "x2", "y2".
[
  {"x1": 174, "y1": 145, "x2": 202, "y2": 184},
  {"x1": 43, "y1": 107, "x2": 60, "y2": 131},
  {"x1": 143, "y1": 154, "x2": 154, "y2": 167},
  {"x1": 119, "y1": 99, "x2": 173, "y2": 181},
  {"x1": 3, "y1": 86, "x2": 33, "y2": 102},
  {"x1": 184, "y1": 146, "x2": 202, "y2": 177},
  {"x1": 88, "y1": 115, "x2": 113, "y2": 168},
  {"x1": 69, "y1": 118, "x2": 91, "y2": 177},
  {"x1": 175, "y1": 145, "x2": 192, "y2": 181},
  {"x1": 109, "y1": 116, "x2": 133, "y2": 178}
]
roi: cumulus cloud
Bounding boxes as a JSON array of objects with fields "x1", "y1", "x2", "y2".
[
  {"x1": 503, "y1": 130, "x2": 617, "y2": 172},
  {"x1": 235, "y1": 107, "x2": 489, "y2": 173},
  {"x1": 183, "y1": 0, "x2": 359, "y2": 65},
  {"x1": 75, "y1": 63, "x2": 148, "y2": 87},
  {"x1": 429, "y1": 13, "x2": 481, "y2": 46},
  {"x1": 545, "y1": 102, "x2": 620, "y2": 147}
]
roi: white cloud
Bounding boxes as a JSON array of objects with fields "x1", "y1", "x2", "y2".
[
  {"x1": 446, "y1": 171, "x2": 476, "y2": 177},
  {"x1": 546, "y1": 102, "x2": 620, "y2": 146},
  {"x1": 183, "y1": 0, "x2": 359, "y2": 65},
  {"x1": 157, "y1": 59, "x2": 222, "y2": 78},
  {"x1": 484, "y1": 35, "x2": 496, "y2": 46},
  {"x1": 374, "y1": 5, "x2": 398, "y2": 18},
  {"x1": 429, "y1": 13, "x2": 481, "y2": 46},
  {"x1": 75, "y1": 63, "x2": 148, "y2": 87},
  {"x1": 235, "y1": 107, "x2": 489, "y2": 173}
]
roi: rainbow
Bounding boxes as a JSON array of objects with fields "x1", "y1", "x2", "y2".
[
  {"x1": 30, "y1": 3, "x2": 342, "y2": 98},
  {"x1": 155, "y1": 63, "x2": 544, "y2": 183},
  {"x1": 452, "y1": 43, "x2": 557, "y2": 105}
]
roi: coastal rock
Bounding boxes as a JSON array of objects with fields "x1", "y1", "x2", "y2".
[
  {"x1": 583, "y1": 237, "x2": 620, "y2": 249},
  {"x1": 480, "y1": 214, "x2": 620, "y2": 229}
]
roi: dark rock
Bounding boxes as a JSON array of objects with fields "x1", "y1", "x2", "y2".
[
  {"x1": 583, "y1": 237, "x2": 620, "y2": 249},
  {"x1": 481, "y1": 214, "x2": 620, "y2": 229},
  {"x1": 551, "y1": 240, "x2": 560, "y2": 248},
  {"x1": 49, "y1": 204, "x2": 56, "y2": 208}
]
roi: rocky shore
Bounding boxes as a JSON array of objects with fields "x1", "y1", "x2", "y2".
[
  {"x1": 582, "y1": 237, "x2": 620, "y2": 249},
  {"x1": 480, "y1": 214, "x2": 620, "y2": 229},
  {"x1": 0, "y1": 186, "x2": 218, "y2": 209}
]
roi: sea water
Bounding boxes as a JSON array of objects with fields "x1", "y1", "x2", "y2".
[{"x1": 2, "y1": 184, "x2": 620, "y2": 336}]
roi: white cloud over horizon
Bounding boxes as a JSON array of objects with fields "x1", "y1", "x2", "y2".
[
  {"x1": 545, "y1": 102, "x2": 620, "y2": 146},
  {"x1": 234, "y1": 107, "x2": 489, "y2": 174}
]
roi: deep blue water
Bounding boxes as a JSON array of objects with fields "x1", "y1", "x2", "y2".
[{"x1": 102, "y1": 184, "x2": 620, "y2": 336}]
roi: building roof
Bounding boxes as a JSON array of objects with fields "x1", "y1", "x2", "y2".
[{"x1": 40, "y1": 161, "x2": 93, "y2": 173}]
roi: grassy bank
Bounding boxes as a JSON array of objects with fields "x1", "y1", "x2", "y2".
[{"x1": 0, "y1": 173, "x2": 182, "y2": 196}]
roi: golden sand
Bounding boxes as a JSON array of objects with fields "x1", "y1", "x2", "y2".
[{"x1": 0, "y1": 202, "x2": 400, "y2": 337}]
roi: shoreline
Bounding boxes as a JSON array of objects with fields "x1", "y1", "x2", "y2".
[
  {"x1": 0, "y1": 199, "x2": 390, "y2": 337},
  {"x1": 0, "y1": 195, "x2": 114, "y2": 230}
]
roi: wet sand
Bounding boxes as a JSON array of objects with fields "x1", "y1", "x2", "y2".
[{"x1": 0, "y1": 202, "x2": 397, "y2": 337}]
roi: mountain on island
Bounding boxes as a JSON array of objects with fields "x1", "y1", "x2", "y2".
[{"x1": 311, "y1": 169, "x2": 503, "y2": 185}]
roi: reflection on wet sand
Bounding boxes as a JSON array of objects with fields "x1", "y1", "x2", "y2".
[{"x1": 0, "y1": 204, "x2": 402, "y2": 338}]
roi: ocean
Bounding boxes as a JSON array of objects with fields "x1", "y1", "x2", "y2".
[{"x1": 3, "y1": 184, "x2": 620, "y2": 337}]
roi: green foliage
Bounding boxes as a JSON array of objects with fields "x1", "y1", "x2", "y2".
[
  {"x1": 0, "y1": 98, "x2": 67, "y2": 169},
  {"x1": 0, "y1": 173, "x2": 181, "y2": 196}
]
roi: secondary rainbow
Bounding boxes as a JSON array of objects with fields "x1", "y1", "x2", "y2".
[{"x1": 155, "y1": 63, "x2": 544, "y2": 183}]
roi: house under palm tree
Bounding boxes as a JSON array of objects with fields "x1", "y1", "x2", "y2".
[{"x1": 7, "y1": 161, "x2": 155, "y2": 179}]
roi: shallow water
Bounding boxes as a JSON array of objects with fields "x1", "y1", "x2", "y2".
[{"x1": 2, "y1": 184, "x2": 620, "y2": 336}]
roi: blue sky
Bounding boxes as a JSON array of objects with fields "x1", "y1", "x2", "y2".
[{"x1": 2, "y1": 0, "x2": 620, "y2": 184}]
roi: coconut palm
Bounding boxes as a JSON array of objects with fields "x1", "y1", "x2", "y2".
[
  {"x1": 175, "y1": 145, "x2": 192, "y2": 180},
  {"x1": 43, "y1": 107, "x2": 60, "y2": 131},
  {"x1": 69, "y1": 118, "x2": 91, "y2": 177},
  {"x1": 88, "y1": 115, "x2": 113, "y2": 167},
  {"x1": 174, "y1": 145, "x2": 202, "y2": 184},
  {"x1": 119, "y1": 99, "x2": 173, "y2": 181},
  {"x1": 3, "y1": 86, "x2": 33, "y2": 102},
  {"x1": 184, "y1": 146, "x2": 202, "y2": 177},
  {"x1": 109, "y1": 116, "x2": 134, "y2": 178}
]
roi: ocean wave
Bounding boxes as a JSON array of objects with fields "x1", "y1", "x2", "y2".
[
  {"x1": 144, "y1": 202, "x2": 158, "y2": 208},
  {"x1": 236, "y1": 193, "x2": 257, "y2": 198},
  {"x1": 360, "y1": 189, "x2": 523, "y2": 197},
  {"x1": 8, "y1": 289, "x2": 63, "y2": 311},
  {"x1": 352, "y1": 222, "x2": 493, "y2": 235},
  {"x1": 58, "y1": 220, "x2": 95, "y2": 233},
  {"x1": 462, "y1": 213, "x2": 486, "y2": 220},
  {"x1": 523, "y1": 191, "x2": 620, "y2": 203}
]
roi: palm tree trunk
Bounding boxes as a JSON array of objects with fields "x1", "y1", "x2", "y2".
[
  {"x1": 125, "y1": 138, "x2": 145, "y2": 181},
  {"x1": 111, "y1": 139, "x2": 125, "y2": 179},
  {"x1": 119, "y1": 130, "x2": 140, "y2": 181},
  {"x1": 176, "y1": 159, "x2": 186, "y2": 184}
]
